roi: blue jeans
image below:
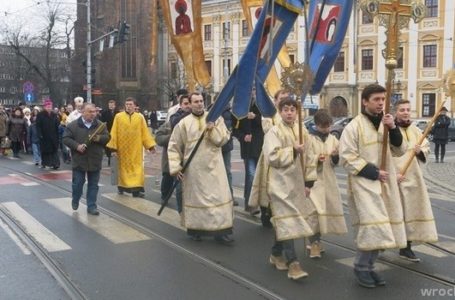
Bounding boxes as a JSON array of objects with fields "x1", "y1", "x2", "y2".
[
  {"x1": 354, "y1": 250, "x2": 379, "y2": 272},
  {"x1": 32, "y1": 143, "x2": 41, "y2": 164},
  {"x1": 223, "y1": 151, "x2": 233, "y2": 198},
  {"x1": 272, "y1": 239, "x2": 297, "y2": 264},
  {"x1": 243, "y1": 158, "x2": 258, "y2": 207},
  {"x1": 72, "y1": 169, "x2": 100, "y2": 211}
]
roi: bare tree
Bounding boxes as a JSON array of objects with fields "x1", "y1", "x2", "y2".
[{"x1": 2, "y1": 1, "x2": 73, "y2": 106}]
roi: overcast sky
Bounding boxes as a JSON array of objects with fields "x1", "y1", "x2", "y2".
[{"x1": 0, "y1": 0, "x2": 77, "y2": 41}]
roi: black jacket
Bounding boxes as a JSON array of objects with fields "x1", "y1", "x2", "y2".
[
  {"x1": 63, "y1": 117, "x2": 110, "y2": 172},
  {"x1": 36, "y1": 111, "x2": 60, "y2": 154},
  {"x1": 432, "y1": 114, "x2": 451, "y2": 144},
  {"x1": 100, "y1": 109, "x2": 118, "y2": 132},
  {"x1": 233, "y1": 104, "x2": 264, "y2": 159}
]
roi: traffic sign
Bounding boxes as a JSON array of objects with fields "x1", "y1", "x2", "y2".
[{"x1": 24, "y1": 92, "x2": 34, "y2": 103}]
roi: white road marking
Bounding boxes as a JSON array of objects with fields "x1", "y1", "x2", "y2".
[
  {"x1": 45, "y1": 198, "x2": 150, "y2": 244},
  {"x1": 20, "y1": 182, "x2": 40, "y2": 186},
  {"x1": 0, "y1": 202, "x2": 71, "y2": 252},
  {"x1": 0, "y1": 217, "x2": 31, "y2": 255},
  {"x1": 336, "y1": 257, "x2": 390, "y2": 271},
  {"x1": 412, "y1": 244, "x2": 447, "y2": 258}
]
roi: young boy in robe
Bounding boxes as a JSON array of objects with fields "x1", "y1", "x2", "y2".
[
  {"x1": 264, "y1": 98, "x2": 316, "y2": 280},
  {"x1": 306, "y1": 109, "x2": 348, "y2": 258}
]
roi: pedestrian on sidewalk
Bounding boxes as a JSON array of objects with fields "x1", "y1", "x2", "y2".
[
  {"x1": 264, "y1": 98, "x2": 316, "y2": 281},
  {"x1": 36, "y1": 99, "x2": 60, "y2": 169},
  {"x1": 306, "y1": 109, "x2": 347, "y2": 259},
  {"x1": 8, "y1": 107, "x2": 26, "y2": 158},
  {"x1": 63, "y1": 103, "x2": 110, "y2": 216},
  {"x1": 393, "y1": 99, "x2": 438, "y2": 262},
  {"x1": 431, "y1": 106, "x2": 450, "y2": 163},
  {"x1": 0, "y1": 104, "x2": 9, "y2": 156},
  {"x1": 339, "y1": 84, "x2": 407, "y2": 288},
  {"x1": 28, "y1": 109, "x2": 41, "y2": 166}
]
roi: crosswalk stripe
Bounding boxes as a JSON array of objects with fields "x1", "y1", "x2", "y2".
[
  {"x1": 0, "y1": 202, "x2": 71, "y2": 252},
  {"x1": 102, "y1": 193, "x2": 183, "y2": 230},
  {"x1": 45, "y1": 198, "x2": 151, "y2": 244},
  {"x1": 435, "y1": 241, "x2": 455, "y2": 253},
  {"x1": 412, "y1": 244, "x2": 448, "y2": 258},
  {"x1": 335, "y1": 257, "x2": 390, "y2": 271},
  {"x1": 0, "y1": 217, "x2": 31, "y2": 255}
]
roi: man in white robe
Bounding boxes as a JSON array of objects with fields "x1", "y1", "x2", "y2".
[
  {"x1": 393, "y1": 99, "x2": 438, "y2": 262},
  {"x1": 339, "y1": 84, "x2": 407, "y2": 288},
  {"x1": 168, "y1": 93, "x2": 234, "y2": 244}
]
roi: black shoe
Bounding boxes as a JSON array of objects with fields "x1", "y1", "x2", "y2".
[
  {"x1": 190, "y1": 234, "x2": 202, "y2": 242},
  {"x1": 87, "y1": 208, "x2": 100, "y2": 216},
  {"x1": 233, "y1": 200, "x2": 239, "y2": 206},
  {"x1": 369, "y1": 271, "x2": 386, "y2": 286},
  {"x1": 132, "y1": 192, "x2": 145, "y2": 198},
  {"x1": 35, "y1": 163, "x2": 39, "y2": 166},
  {"x1": 399, "y1": 248, "x2": 420, "y2": 262},
  {"x1": 41, "y1": 165, "x2": 46, "y2": 169},
  {"x1": 71, "y1": 201, "x2": 79, "y2": 211},
  {"x1": 52, "y1": 165, "x2": 59, "y2": 170},
  {"x1": 354, "y1": 270, "x2": 376, "y2": 288},
  {"x1": 117, "y1": 190, "x2": 124, "y2": 195},
  {"x1": 214, "y1": 235, "x2": 234, "y2": 245}
]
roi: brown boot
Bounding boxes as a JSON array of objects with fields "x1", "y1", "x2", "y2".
[
  {"x1": 309, "y1": 241, "x2": 322, "y2": 259},
  {"x1": 269, "y1": 255, "x2": 288, "y2": 270},
  {"x1": 287, "y1": 261, "x2": 308, "y2": 280}
]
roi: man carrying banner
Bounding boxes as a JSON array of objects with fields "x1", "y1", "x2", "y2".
[
  {"x1": 393, "y1": 99, "x2": 438, "y2": 262},
  {"x1": 168, "y1": 93, "x2": 234, "y2": 244},
  {"x1": 339, "y1": 84, "x2": 407, "y2": 288}
]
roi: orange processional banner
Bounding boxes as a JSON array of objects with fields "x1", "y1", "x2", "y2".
[{"x1": 160, "y1": 0, "x2": 211, "y2": 90}]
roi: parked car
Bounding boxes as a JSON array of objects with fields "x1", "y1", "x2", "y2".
[
  {"x1": 156, "y1": 110, "x2": 167, "y2": 126},
  {"x1": 412, "y1": 119, "x2": 430, "y2": 132},
  {"x1": 330, "y1": 117, "x2": 353, "y2": 139},
  {"x1": 427, "y1": 118, "x2": 455, "y2": 142}
]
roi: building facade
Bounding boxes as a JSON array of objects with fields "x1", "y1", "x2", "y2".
[
  {"x1": 165, "y1": 0, "x2": 455, "y2": 118},
  {"x1": 0, "y1": 44, "x2": 71, "y2": 107},
  {"x1": 73, "y1": 0, "x2": 160, "y2": 110}
]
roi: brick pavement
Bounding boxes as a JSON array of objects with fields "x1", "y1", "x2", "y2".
[{"x1": 423, "y1": 161, "x2": 455, "y2": 194}]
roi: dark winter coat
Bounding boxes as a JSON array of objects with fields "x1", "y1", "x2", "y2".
[
  {"x1": 0, "y1": 111, "x2": 8, "y2": 137},
  {"x1": 8, "y1": 116, "x2": 27, "y2": 142},
  {"x1": 36, "y1": 111, "x2": 60, "y2": 154},
  {"x1": 100, "y1": 109, "x2": 118, "y2": 132},
  {"x1": 432, "y1": 114, "x2": 451, "y2": 144},
  {"x1": 221, "y1": 106, "x2": 234, "y2": 153},
  {"x1": 63, "y1": 117, "x2": 110, "y2": 172},
  {"x1": 28, "y1": 120, "x2": 40, "y2": 144},
  {"x1": 232, "y1": 104, "x2": 264, "y2": 159}
]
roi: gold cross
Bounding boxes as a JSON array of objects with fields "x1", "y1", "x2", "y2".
[{"x1": 377, "y1": 0, "x2": 412, "y2": 68}]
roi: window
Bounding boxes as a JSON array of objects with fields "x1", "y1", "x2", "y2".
[
  {"x1": 361, "y1": 49, "x2": 373, "y2": 70},
  {"x1": 204, "y1": 25, "x2": 212, "y2": 41},
  {"x1": 9, "y1": 87, "x2": 17, "y2": 94},
  {"x1": 223, "y1": 22, "x2": 230, "y2": 40},
  {"x1": 423, "y1": 44, "x2": 437, "y2": 68},
  {"x1": 0, "y1": 87, "x2": 5, "y2": 93},
  {"x1": 422, "y1": 93, "x2": 435, "y2": 117},
  {"x1": 425, "y1": 0, "x2": 438, "y2": 18},
  {"x1": 120, "y1": 0, "x2": 137, "y2": 80},
  {"x1": 242, "y1": 20, "x2": 249, "y2": 37},
  {"x1": 205, "y1": 60, "x2": 212, "y2": 77},
  {"x1": 223, "y1": 59, "x2": 231, "y2": 76},
  {"x1": 362, "y1": 12, "x2": 373, "y2": 24},
  {"x1": 334, "y1": 51, "x2": 345, "y2": 72},
  {"x1": 170, "y1": 62, "x2": 177, "y2": 79},
  {"x1": 397, "y1": 47, "x2": 404, "y2": 69}
]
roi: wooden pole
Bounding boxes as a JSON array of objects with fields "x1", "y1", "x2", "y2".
[
  {"x1": 380, "y1": 68, "x2": 394, "y2": 170},
  {"x1": 400, "y1": 100, "x2": 447, "y2": 175}
]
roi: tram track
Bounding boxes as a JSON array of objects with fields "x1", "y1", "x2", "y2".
[{"x1": 1, "y1": 164, "x2": 454, "y2": 298}]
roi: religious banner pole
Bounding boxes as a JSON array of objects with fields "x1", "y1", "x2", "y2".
[{"x1": 361, "y1": 0, "x2": 426, "y2": 170}]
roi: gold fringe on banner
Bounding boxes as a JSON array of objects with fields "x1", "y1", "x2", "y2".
[{"x1": 160, "y1": 0, "x2": 211, "y2": 91}]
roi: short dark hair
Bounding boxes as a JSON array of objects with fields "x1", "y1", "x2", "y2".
[
  {"x1": 393, "y1": 99, "x2": 410, "y2": 109},
  {"x1": 361, "y1": 84, "x2": 386, "y2": 101},
  {"x1": 125, "y1": 97, "x2": 137, "y2": 105},
  {"x1": 278, "y1": 97, "x2": 298, "y2": 111},
  {"x1": 179, "y1": 94, "x2": 189, "y2": 105},
  {"x1": 313, "y1": 109, "x2": 333, "y2": 127},
  {"x1": 189, "y1": 92, "x2": 203, "y2": 103},
  {"x1": 177, "y1": 88, "x2": 188, "y2": 97},
  {"x1": 108, "y1": 99, "x2": 116, "y2": 104}
]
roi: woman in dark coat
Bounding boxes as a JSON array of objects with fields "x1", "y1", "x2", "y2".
[
  {"x1": 36, "y1": 99, "x2": 60, "y2": 169},
  {"x1": 432, "y1": 107, "x2": 451, "y2": 163},
  {"x1": 8, "y1": 107, "x2": 27, "y2": 158}
]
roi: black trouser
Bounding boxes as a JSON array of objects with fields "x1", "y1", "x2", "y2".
[
  {"x1": 11, "y1": 141, "x2": 21, "y2": 155},
  {"x1": 434, "y1": 143, "x2": 446, "y2": 161},
  {"x1": 160, "y1": 172, "x2": 175, "y2": 201}
]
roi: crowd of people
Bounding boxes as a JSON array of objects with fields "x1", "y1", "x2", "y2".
[{"x1": 0, "y1": 83, "x2": 448, "y2": 287}]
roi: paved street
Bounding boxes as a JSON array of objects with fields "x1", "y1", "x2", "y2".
[{"x1": 0, "y1": 141, "x2": 454, "y2": 300}]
